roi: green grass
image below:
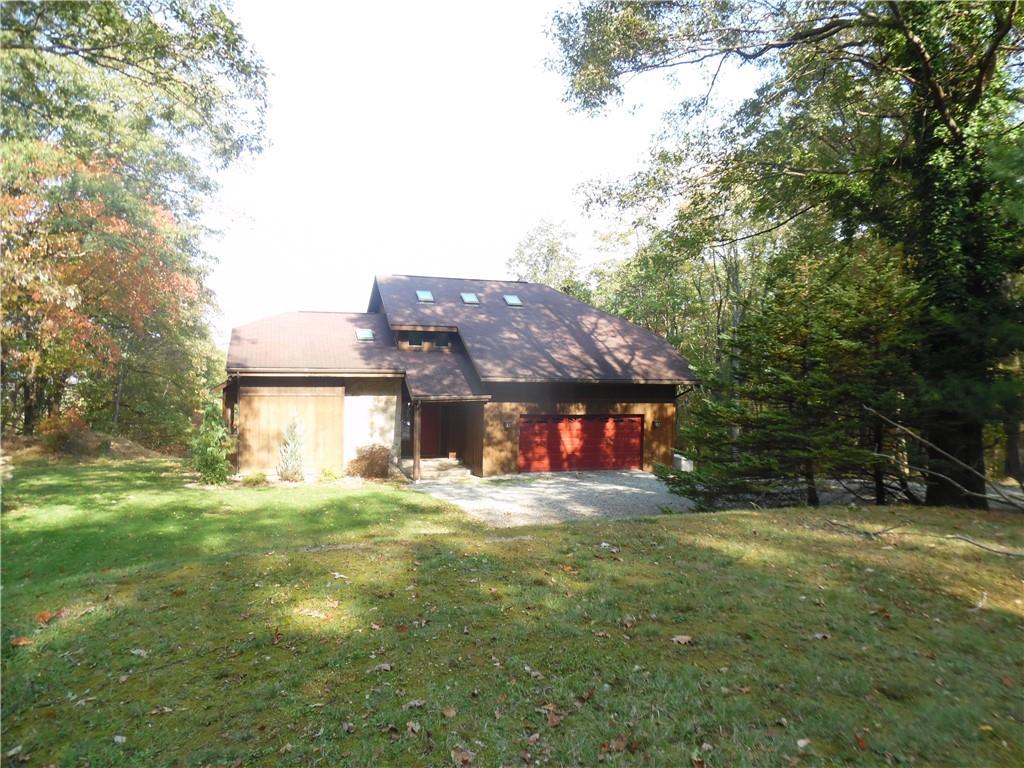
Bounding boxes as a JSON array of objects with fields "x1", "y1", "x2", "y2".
[{"x1": 2, "y1": 457, "x2": 1022, "y2": 766}]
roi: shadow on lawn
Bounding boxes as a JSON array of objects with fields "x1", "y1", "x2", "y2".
[
  {"x1": 1, "y1": 459, "x2": 481, "y2": 597},
  {"x1": 2, "y1": 505, "x2": 1022, "y2": 767}
]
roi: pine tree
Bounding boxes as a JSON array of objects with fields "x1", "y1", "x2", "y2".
[{"x1": 277, "y1": 418, "x2": 305, "y2": 482}]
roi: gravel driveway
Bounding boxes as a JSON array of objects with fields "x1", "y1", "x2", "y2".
[{"x1": 411, "y1": 470, "x2": 692, "y2": 527}]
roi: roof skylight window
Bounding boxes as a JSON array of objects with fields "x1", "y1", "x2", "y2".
[
  {"x1": 416, "y1": 289, "x2": 435, "y2": 302},
  {"x1": 461, "y1": 292, "x2": 480, "y2": 305},
  {"x1": 503, "y1": 294, "x2": 523, "y2": 306},
  {"x1": 355, "y1": 328, "x2": 375, "y2": 341}
]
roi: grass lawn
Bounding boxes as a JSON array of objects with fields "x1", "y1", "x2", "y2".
[{"x1": 2, "y1": 457, "x2": 1022, "y2": 767}]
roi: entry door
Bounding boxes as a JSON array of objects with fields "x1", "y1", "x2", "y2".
[
  {"x1": 517, "y1": 414, "x2": 643, "y2": 472},
  {"x1": 420, "y1": 403, "x2": 442, "y2": 457}
]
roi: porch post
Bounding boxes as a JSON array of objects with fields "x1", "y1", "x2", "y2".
[{"x1": 412, "y1": 399, "x2": 421, "y2": 482}]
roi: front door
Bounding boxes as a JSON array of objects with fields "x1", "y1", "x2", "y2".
[{"x1": 420, "y1": 403, "x2": 442, "y2": 457}]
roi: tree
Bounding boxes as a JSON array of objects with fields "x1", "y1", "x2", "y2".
[
  {"x1": 1, "y1": 1, "x2": 266, "y2": 448},
  {"x1": 553, "y1": 1, "x2": 1024, "y2": 507},
  {"x1": 277, "y1": 418, "x2": 305, "y2": 482},
  {"x1": 660, "y1": 219, "x2": 920, "y2": 508},
  {"x1": 509, "y1": 220, "x2": 592, "y2": 300}
]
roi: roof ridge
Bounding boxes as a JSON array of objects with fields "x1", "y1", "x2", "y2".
[{"x1": 378, "y1": 273, "x2": 534, "y2": 285}]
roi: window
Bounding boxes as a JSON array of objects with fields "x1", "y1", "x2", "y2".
[
  {"x1": 460, "y1": 292, "x2": 480, "y2": 305},
  {"x1": 435, "y1": 333, "x2": 450, "y2": 348},
  {"x1": 355, "y1": 328, "x2": 375, "y2": 341},
  {"x1": 408, "y1": 331, "x2": 424, "y2": 347},
  {"x1": 416, "y1": 289, "x2": 434, "y2": 302},
  {"x1": 503, "y1": 294, "x2": 523, "y2": 306}
]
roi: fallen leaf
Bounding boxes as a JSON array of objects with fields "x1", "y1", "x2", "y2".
[
  {"x1": 672, "y1": 635, "x2": 693, "y2": 646},
  {"x1": 441, "y1": 706, "x2": 457, "y2": 718},
  {"x1": 622, "y1": 616, "x2": 638, "y2": 629},
  {"x1": 129, "y1": 648, "x2": 149, "y2": 657},
  {"x1": 797, "y1": 738, "x2": 811, "y2": 749},
  {"x1": 978, "y1": 724, "x2": 994, "y2": 732},
  {"x1": 494, "y1": 708, "x2": 502, "y2": 720},
  {"x1": 396, "y1": 624, "x2": 409, "y2": 632},
  {"x1": 368, "y1": 662, "x2": 393, "y2": 673},
  {"x1": 1001, "y1": 676, "x2": 1013, "y2": 688},
  {"x1": 812, "y1": 632, "x2": 831, "y2": 641},
  {"x1": 601, "y1": 735, "x2": 628, "y2": 754},
  {"x1": 9, "y1": 637, "x2": 33, "y2": 648},
  {"x1": 524, "y1": 664, "x2": 544, "y2": 680},
  {"x1": 35, "y1": 609, "x2": 60, "y2": 624},
  {"x1": 526, "y1": 733, "x2": 541, "y2": 745},
  {"x1": 342, "y1": 721, "x2": 355, "y2": 733},
  {"x1": 271, "y1": 629, "x2": 282, "y2": 646},
  {"x1": 406, "y1": 720, "x2": 421, "y2": 735},
  {"x1": 170, "y1": 588, "x2": 187, "y2": 597},
  {"x1": 451, "y1": 745, "x2": 476, "y2": 765},
  {"x1": 371, "y1": 623, "x2": 383, "y2": 631},
  {"x1": 855, "y1": 732, "x2": 867, "y2": 750},
  {"x1": 239, "y1": 611, "x2": 253, "y2": 620},
  {"x1": 578, "y1": 688, "x2": 595, "y2": 702},
  {"x1": 691, "y1": 757, "x2": 706, "y2": 768},
  {"x1": 279, "y1": 742, "x2": 293, "y2": 753},
  {"x1": 149, "y1": 706, "x2": 173, "y2": 715},
  {"x1": 403, "y1": 699, "x2": 426, "y2": 709},
  {"x1": 593, "y1": 630, "x2": 610, "y2": 638},
  {"x1": 547, "y1": 710, "x2": 563, "y2": 728}
]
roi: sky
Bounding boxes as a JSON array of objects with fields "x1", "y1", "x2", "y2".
[{"x1": 204, "y1": 1, "x2": 756, "y2": 346}]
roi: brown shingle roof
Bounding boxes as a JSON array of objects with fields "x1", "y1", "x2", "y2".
[
  {"x1": 227, "y1": 312, "x2": 401, "y2": 372},
  {"x1": 371, "y1": 275, "x2": 697, "y2": 384},
  {"x1": 226, "y1": 311, "x2": 488, "y2": 400},
  {"x1": 401, "y1": 351, "x2": 487, "y2": 401}
]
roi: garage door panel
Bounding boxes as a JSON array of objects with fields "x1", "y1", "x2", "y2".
[{"x1": 518, "y1": 414, "x2": 642, "y2": 472}]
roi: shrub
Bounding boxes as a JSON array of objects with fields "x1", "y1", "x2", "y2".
[
  {"x1": 347, "y1": 443, "x2": 391, "y2": 479},
  {"x1": 242, "y1": 472, "x2": 267, "y2": 487},
  {"x1": 38, "y1": 409, "x2": 88, "y2": 454},
  {"x1": 190, "y1": 401, "x2": 232, "y2": 483},
  {"x1": 319, "y1": 467, "x2": 340, "y2": 482},
  {"x1": 277, "y1": 418, "x2": 305, "y2": 482}
]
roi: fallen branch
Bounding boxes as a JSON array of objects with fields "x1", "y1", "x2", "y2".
[
  {"x1": 824, "y1": 519, "x2": 1024, "y2": 558},
  {"x1": 864, "y1": 406, "x2": 1024, "y2": 511}
]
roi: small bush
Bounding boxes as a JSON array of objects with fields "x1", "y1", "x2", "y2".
[
  {"x1": 38, "y1": 409, "x2": 88, "y2": 454},
  {"x1": 319, "y1": 467, "x2": 340, "y2": 482},
  {"x1": 242, "y1": 472, "x2": 267, "y2": 487},
  {"x1": 347, "y1": 443, "x2": 391, "y2": 479},
  {"x1": 190, "y1": 401, "x2": 233, "y2": 484},
  {"x1": 277, "y1": 418, "x2": 305, "y2": 482}
]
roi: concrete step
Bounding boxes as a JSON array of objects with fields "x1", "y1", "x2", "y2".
[{"x1": 398, "y1": 458, "x2": 472, "y2": 481}]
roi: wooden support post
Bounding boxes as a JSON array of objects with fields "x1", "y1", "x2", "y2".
[{"x1": 412, "y1": 400, "x2": 422, "y2": 482}]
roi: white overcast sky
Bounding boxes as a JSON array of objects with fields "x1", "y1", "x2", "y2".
[{"x1": 204, "y1": 1, "x2": 758, "y2": 345}]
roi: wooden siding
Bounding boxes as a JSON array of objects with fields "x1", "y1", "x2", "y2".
[
  {"x1": 483, "y1": 400, "x2": 675, "y2": 476},
  {"x1": 237, "y1": 386, "x2": 344, "y2": 475}
]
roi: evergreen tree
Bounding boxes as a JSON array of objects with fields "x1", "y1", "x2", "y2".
[{"x1": 277, "y1": 418, "x2": 305, "y2": 482}]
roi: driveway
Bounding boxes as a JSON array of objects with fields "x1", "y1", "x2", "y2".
[{"x1": 411, "y1": 470, "x2": 692, "y2": 527}]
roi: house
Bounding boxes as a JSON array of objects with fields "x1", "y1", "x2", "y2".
[{"x1": 223, "y1": 275, "x2": 697, "y2": 479}]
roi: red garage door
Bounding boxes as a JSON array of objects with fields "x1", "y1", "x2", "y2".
[{"x1": 517, "y1": 414, "x2": 643, "y2": 472}]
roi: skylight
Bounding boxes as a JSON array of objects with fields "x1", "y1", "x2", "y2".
[
  {"x1": 416, "y1": 289, "x2": 434, "y2": 302},
  {"x1": 461, "y1": 292, "x2": 480, "y2": 305},
  {"x1": 503, "y1": 294, "x2": 523, "y2": 306},
  {"x1": 355, "y1": 328, "x2": 375, "y2": 341}
]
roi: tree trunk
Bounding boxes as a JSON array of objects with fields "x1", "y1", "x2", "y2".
[
  {"x1": 804, "y1": 461, "x2": 819, "y2": 507},
  {"x1": 112, "y1": 365, "x2": 125, "y2": 434},
  {"x1": 1005, "y1": 419, "x2": 1022, "y2": 483},
  {"x1": 22, "y1": 380, "x2": 36, "y2": 435},
  {"x1": 923, "y1": 416, "x2": 987, "y2": 509},
  {"x1": 872, "y1": 418, "x2": 886, "y2": 505}
]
